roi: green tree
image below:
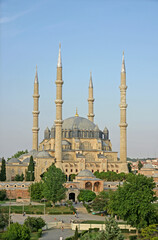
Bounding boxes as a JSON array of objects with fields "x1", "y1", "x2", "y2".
[
  {"x1": 138, "y1": 160, "x2": 143, "y2": 170},
  {"x1": 26, "y1": 156, "x2": 35, "y2": 181},
  {"x1": 4, "y1": 222, "x2": 30, "y2": 240},
  {"x1": 104, "y1": 217, "x2": 124, "y2": 240},
  {"x1": 141, "y1": 224, "x2": 158, "y2": 240},
  {"x1": 81, "y1": 231, "x2": 105, "y2": 240},
  {"x1": 78, "y1": 190, "x2": 96, "y2": 202},
  {"x1": 74, "y1": 226, "x2": 79, "y2": 240},
  {"x1": 0, "y1": 213, "x2": 9, "y2": 231},
  {"x1": 69, "y1": 174, "x2": 77, "y2": 181},
  {"x1": 42, "y1": 164, "x2": 67, "y2": 205},
  {"x1": 29, "y1": 181, "x2": 44, "y2": 200},
  {"x1": 91, "y1": 191, "x2": 109, "y2": 212},
  {"x1": 109, "y1": 174, "x2": 158, "y2": 230},
  {"x1": 127, "y1": 162, "x2": 132, "y2": 172},
  {"x1": 24, "y1": 216, "x2": 45, "y2": 232},
  {"x1": 15, "y1": 173, "x2": 24, "y2": 181},
  {"x1": 0, "y1": 157, "x2": 6, "y2": 181},
  {"x1": 8, "y1": 150, "x2": 28, "y2": 160},
  {"x1": 0, "y1": 190, "x2": 6, "y2": 200}
]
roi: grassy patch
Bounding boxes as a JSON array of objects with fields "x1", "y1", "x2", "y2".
[
  {"x1": 81, "y1": 220, "x2": 126, "y2": 225},
  {"x1": 30, "y1": 232, "x2": 39, "y2": 240},
  {"x1": 0, "y1": 205, "x2": 74, "y2": 215},
  {"x1": 82, "y1": 220, "x2": 105, "y2": 224}
]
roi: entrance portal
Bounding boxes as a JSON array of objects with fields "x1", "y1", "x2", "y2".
[{"x1": 69, "y1": 192, "x2": 75, "y2": 202}]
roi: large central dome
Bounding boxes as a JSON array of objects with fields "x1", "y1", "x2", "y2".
[{"x1": 62, "y1": 116, "x2": 96, "y2": 130}]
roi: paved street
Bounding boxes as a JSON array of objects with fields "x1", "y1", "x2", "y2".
[
  {"x1": 11, "y1": 211, "x2": 105, "y2": 225},
  {"x1": 41, "y1": 229, "x2": 74, "y2": 240}
]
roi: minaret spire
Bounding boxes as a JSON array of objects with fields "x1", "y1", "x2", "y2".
[
  {"x1": 54, "y1": 44, "x2": 63, "y2": 170},
  {"x1": 32, "y1": 66, "x2": 40, "y2": 150},
  {"x1": 88, "y1": 71, "x2": 95, "y2": 122},
  {"x1": 119, "y1": 51, "x2": 128, "y2": 167},
  {"x1": 57, "y1": 43, "x2": 62, "y2": 67},
  {"x1": 121, "y1": 51, "x2": 126, "y2": 73},
  {"x1": 34, "y1": 65, "x2": 38, "y2": 83}
]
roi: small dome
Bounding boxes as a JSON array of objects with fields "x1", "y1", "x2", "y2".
[
  {"x1": 23, "y1": 157, "x2": 30, "y2": 163},
  {"x1": 36, "y1": 151, "x2": 52, "y2": 158},
  {"x1": 8, "y1": 158, "x2": 20, "y2": 163},
  {"x1": 78, "y1": 169, "x2": 94, "y2": 178}
]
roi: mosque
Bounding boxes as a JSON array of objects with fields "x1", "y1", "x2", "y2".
[{"x1": 2, "y1": 45, "x2": 128, "y2": 182}]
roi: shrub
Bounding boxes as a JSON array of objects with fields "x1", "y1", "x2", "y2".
[
  {"x1": 78, "y1": 190, "x2": 96, "y2": 202},
  {"x1": 24, "y1": 217, "x2": 45, "y2": 232},
  {"x1": 46, "y1": 201, "x2": 51, "y2": 207},
  {"x1": 0, "y1": 190, "x2": 6, "y2": 201},
  {"x1": 4, "y1": 222, "x2": 30, "y2": 240},
  {"x1": 129, "y1": 236, "x2": 137, "y2": 240},
  {"x1": 37, "y1": 229, "x2": 42, "y2": 237}
]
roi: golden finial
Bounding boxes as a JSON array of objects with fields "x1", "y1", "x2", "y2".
[{"x1": 75, "y1": 108, "x2": 79, "y2": 117}]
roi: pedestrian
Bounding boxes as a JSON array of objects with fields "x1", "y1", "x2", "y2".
[{"x1": 61, "y1": 226, "x2": 64, "y2": 231}]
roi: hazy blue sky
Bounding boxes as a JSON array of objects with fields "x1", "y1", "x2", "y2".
[{"x1": 0, "y1": 0, "x2": 158, "y2": 159}]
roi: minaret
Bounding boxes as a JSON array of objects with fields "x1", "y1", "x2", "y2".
[
  {"x1": 54, "y1": 44, "x2": 63, "y2": 169},
  {"x1": 88, "y1": 72, "x2": 95, "y2": 122},
  {"x1": 32, "y1": 66, "x2": 40, "y2": 150},
  {"x1": 119, "y1": 52, "x2": 128, "y2": 163}
]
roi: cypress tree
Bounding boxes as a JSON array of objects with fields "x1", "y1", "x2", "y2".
[
  {"x1": 74, "y1": 226, "x2": 79, "y2": 240},
  {"x1": 0, "y1": 158, "x2": 6, "y2": 181},
  {"x1": 26, "y1": 156, "x2": 35, "y2": 181}
]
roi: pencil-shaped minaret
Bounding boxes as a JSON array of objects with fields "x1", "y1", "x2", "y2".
[
  {"x1": 88, "y1": 72, "x2": 95, "y2": 122},
  {"x1": 54, "y1": 44, "x2": 63, "y2": 169},
  {"x1": 32, "y1": 66, "x2": 40, "y2": 150},
  {"x1": 119, "y1": 52, "x2": 128, "y2": 162}
]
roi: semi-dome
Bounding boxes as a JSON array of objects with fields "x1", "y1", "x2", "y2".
[
  {"x1": 78, "y1": 169, "x2": 95, "y2": 178},
  {"x1": 62, "y1": 116, "x2": 97, "y2": 131},
  {"x1": 36, "y1": 151, "x2": 52, "y2": 158},
  {"x1": 23, "y1": 157, "x2": 31, "y2": 163},
  {"x1": 8, "y1": 158, "x2": 20, "y2": 163}
]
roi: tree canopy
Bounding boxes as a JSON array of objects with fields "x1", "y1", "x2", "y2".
[
  {"x1": 108, "y1": 174, "x2": 158, "y2": 230},
  {"x1": 29, "y1": 182, "x2": 44, "y2": 201},
  {"x1": 80, "y1": 217, "x2": 124, "y2": 240},
  {"x1": 8, "y1": 150, "x2": 28, "y2": 160},
  {"x1": 78, "y1": 190, "x2": 96, "y2": 202},
  {"x1": 42, "y1": 164, "x2": 67, "y2": 204},
  {"x1": 94, "y1": 171, "x2": 128, "y2": 182},
  {"x1": 141, "y1": 224, "x2": 158, "y2": 240},
  {"x1": 91, "y1": 191, "x2": 109, "y2": 212},
  {"x1": 24, "y1": 216, "x2": 45, "y2": 232},
  {"x1": 0, "y1": 213, "x2": 9, "y2": 231},
  {"x1": 4, "y1": 222, "x2": 30, "y2": 240}
]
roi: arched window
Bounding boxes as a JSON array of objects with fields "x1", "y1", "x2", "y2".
[
  {"x1": 94, "y1": 182, "x2": 100, "y2": 192},
  {"x1": 85, "y1": 182, "x2": 92, "y2": 191}
]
